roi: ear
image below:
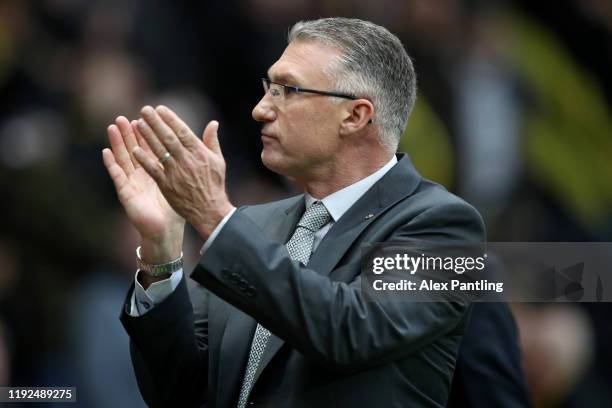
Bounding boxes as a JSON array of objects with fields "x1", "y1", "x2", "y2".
[{"x1": 339, "y1": 98, "x2": 374, "y2": 136}]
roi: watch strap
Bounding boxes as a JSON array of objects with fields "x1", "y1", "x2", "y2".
[{"x1": 136, "y1": 246, "x2": 183, "y2": 277}]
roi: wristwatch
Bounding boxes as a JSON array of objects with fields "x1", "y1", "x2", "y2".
[{"x1": 136, "y1": 246, "x2": 184, "y2": 277}]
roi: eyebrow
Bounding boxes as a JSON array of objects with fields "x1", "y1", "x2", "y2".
[{"x1": 266, "y1": 70, "x2": 301, "y2": 85}]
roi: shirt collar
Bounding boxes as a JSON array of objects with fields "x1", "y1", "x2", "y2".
[{"x1": 305, "y1": 155, "x2": 398, "y2": 222}]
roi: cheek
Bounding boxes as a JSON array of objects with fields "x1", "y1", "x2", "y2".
[{"x1": 284, "y1": 103, "x2": 339, "y2": 153}]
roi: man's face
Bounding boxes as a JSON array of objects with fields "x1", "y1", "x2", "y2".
[{"x1": 252, "y1": 41, "x2": 347, "y2": 178}]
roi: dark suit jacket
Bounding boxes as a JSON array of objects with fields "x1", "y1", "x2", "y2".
[
  {"x1": 448, "y1": 303, "x2": 531, "y2": 408},
  {"x1": 120, "y1": 153, "x2": 486, "y2": 407}
]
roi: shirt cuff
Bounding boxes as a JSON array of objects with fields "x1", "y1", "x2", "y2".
[
  {"x1": 128, "y1": 208, "x2": 236, "y2": 316},
  {"x1": 129, "y1": 269, "x2": 183, "y2": 316},
  {"x1": 199, "y1": 207, "x2": 237, "y2": 255}
]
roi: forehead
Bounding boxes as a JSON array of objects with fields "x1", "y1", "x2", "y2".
[{"x1": 267, "y1": 40, "x2": 341, "y2": 85}]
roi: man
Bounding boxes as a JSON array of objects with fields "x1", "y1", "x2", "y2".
[{"x1": 103, "y1": 18, "x2": 485, "y2": 407}]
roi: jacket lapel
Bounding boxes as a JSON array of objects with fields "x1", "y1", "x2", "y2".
[{"x1": 274, "y1": 197, "x2": 306, "y2": 243}]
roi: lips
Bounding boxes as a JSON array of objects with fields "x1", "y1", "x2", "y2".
[{"x1": 261, "y1": 132, "x2": 277, "y2": 141}]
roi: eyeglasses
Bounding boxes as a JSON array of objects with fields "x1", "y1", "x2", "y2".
[
  {"x1": 261, "y1": 78, "x2": 358, "y2": 101},
  {"x1": 261, "y1": 78, "x2": 373, "y2": 124}
]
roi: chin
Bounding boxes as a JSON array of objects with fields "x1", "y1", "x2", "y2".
[
  {"x1": 261, "y1": 149, "x2": 285, "y2": 173},
  {"x1": 261, "y1": 148, "x2": 294, "y2": 177}
]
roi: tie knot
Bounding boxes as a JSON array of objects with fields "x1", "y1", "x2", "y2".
[{"x1": 298, "y1": 201, "x2": 331, "y2": 232}]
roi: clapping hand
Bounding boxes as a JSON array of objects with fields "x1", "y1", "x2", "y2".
[
  {"x1": 131, "y1": 105, "x2": 234, "y2": 238},
  {"x1": 103, "y1": 115, "x2": 185, "y2": 266},
  {"x1": 102, "y1": 106, "x2": 234, "y2": 271}
]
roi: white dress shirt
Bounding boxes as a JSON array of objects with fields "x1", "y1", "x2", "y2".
[{"x1": 130, "y1": 155, "x2": 398, "y2": 316}]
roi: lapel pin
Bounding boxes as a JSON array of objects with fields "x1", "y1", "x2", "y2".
[{"x1": 364, "y1": 213, "x2": 374, "y2": 220}]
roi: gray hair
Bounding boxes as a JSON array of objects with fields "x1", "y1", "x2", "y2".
[{"x1": 288, "y1": 18, "x2": 417, "y2": 151}]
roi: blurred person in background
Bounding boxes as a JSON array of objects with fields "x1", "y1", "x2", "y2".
[
  {"x1": 512, "y1": 304, "x2": 594, "y2": 408},
  {"x1": 67, "y1": 214, "x2": 147, "y2": 408}
]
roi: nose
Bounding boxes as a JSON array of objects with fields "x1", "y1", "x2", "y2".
[{"x1": 252, "y1": 94, "x2": 277, "y2": 123}]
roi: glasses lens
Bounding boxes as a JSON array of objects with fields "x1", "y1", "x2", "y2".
[
  {"x1": 262, "y1": 79, "x2": 282, "y2": 98},
  {"x1": 270, "y1": 83, "x2": 283, "y2": 98}
]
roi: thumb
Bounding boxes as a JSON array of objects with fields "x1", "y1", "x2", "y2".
[{"x1": 202, "y1": 120, "x2": 221, "y2": 155}]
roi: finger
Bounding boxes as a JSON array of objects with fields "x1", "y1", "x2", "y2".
[
  {"x1": 107, "y1": 124, "x2": 135, "y2": 176},
  {"x1": 137, "y1": 117, "x2": 172, "y2": 164},
  {"x1": 141, "y1": 105, "x2": 185, "y2": 160},
  {"x1": 202, "y1": 120, "x2": 222, "y2": 156},
  {"x1": 132, "y1": 146, "x2": 167, "y2": 186},
  {"x1": 131, "y1": 131, "x2": 168, "y2": 172},
  {"x1": 116, "y1": 116, "x2": 141, "y2": 169},
  {"x1": 132, "y1": 120, "x2": 170, "y2": 171},
  {"x1": 102, "y1": 148, "x2": 129, "y2": 194},
  {"x1": 155, "y1": 105, "x2": 201, "y2": 150},
  {"x1": 131, "y1": 120, "x2": 153, "y2": 154}
]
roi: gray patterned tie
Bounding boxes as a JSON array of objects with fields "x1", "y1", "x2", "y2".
[{"x1": 236, "y1": 201, "x2": 331, "y2": 408}]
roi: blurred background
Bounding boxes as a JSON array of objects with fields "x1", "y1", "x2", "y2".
[{"x1": 0, "y1": 0, "x2": 611, "y2": 406}]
